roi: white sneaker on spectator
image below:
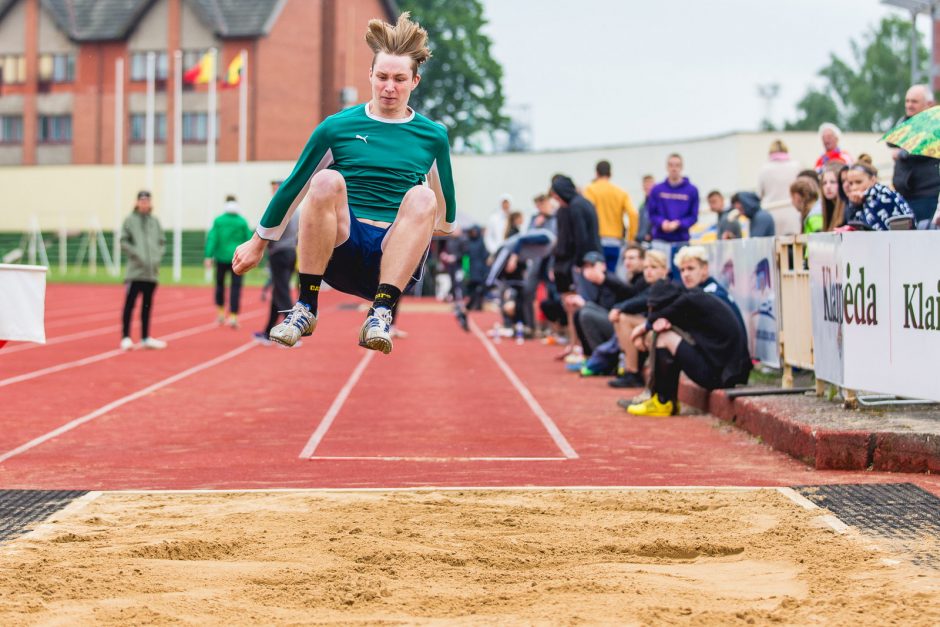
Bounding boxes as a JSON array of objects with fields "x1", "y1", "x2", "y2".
[
  {"x1": 141, "y1": 337, "x2": 167, "y2": 350},
  {"x1": 120, "y1": 336, "x2": 134, "y2": 351}
]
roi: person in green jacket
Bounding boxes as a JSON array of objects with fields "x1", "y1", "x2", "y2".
[
  {"x1": 790, "y1": 178, "x2": 824, "y2": 234},
  {"x1": 205, "y1": 195, "x2": 253, "y2": 328},
  {"x1": 120, "y1": 190, "x2": 166, "y2": 350}
]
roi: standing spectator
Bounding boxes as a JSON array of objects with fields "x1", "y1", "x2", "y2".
[
  {"x1": 789, "y1": 178, "x2": 824, "y2": 234},
  {"x1": 485, "y1": 193, "x2": 513, "y2": 255},
  {"x1": 635, "y1": 174, "x2": 656, "y2": 243},
  {"x1": 119, "y1": 190, "x2": 166, "y2": 350},
  {"x1": 731, "y1": 192, "x2": 775, "y2": 238},
  {"x1": 757, "y1": 139, "x2": 802, "y2": 235},
  {"x1": 844, "y1": 163, "x2": 913, "y2": 231},
  {"x1": 706, "y1": 190, "x2": 740, "y2": 240},
  {"x1": 253, "y1": 179, "x2": 299, "y2": 345},
  {"x1": 889, "y1": 84, "x2": 940, "y2": 228},
  {"x1": 820, "y1": 163, "x2": 846, "y2": 231},
  {"x1": 205, "y1": 194, "x2": 253, "y2": 328},
  {"x1": 463, "y1": 225, "x2": 489, "y2": 311},
  {"x1": 584, "y1": 160, "x2": 638, "y2": 271},
  {"x1": 549, "y1": 174, "x2": 602, "y2": 296},
  {"x1": 815, "y1": 123, "x2": 853, "y2": 171},
  {"x1": 646, "y1": 153, "x2": 699, "y2": 247}
]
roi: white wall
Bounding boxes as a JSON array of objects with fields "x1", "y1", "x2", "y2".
[{"x1": 0, "y1": 130, "x2": 889, "y2": 232}]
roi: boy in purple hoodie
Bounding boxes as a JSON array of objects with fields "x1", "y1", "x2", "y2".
[{"x1": 647, "y1": 153, "x2": 700, "y2": 244}]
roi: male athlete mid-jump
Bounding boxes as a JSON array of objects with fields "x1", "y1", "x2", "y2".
[{"x1": 232, "y1": 12, "x2": 456, "y2": 354}]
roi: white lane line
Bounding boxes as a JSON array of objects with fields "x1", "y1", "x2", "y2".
[
  {"x1": 0, "y1": 341, "x2": 256, "y2": 464},
  {"x1": 298, "y1": 350, "x2": 375, "y2": 459},
  {"x1": 2, "y1": 305, "x2": 235, "y2": 355},
  {"x1": 309, "y1": 456, "x2": 568, "y2": 462},
  {"x1": 468, "y1": 319, "x2": 578, "y2": 459},
  {"x1": 44, "y1": 295, "x2": 208, "y2": 329},
  {"x1": 0, "y1": 310, "x2": 262, "y2": 388}
]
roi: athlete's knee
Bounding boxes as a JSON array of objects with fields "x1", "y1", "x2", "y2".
[
  {"x1": 400, "y1": 185, "x2": 437, "y2": 221},
  {"x1": 306, "y1": 170, "x2": 346, "y2": 204}
]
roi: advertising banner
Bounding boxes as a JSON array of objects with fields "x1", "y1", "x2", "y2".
[
  {"x1": 808, "y1": 232, "x2": 938, "y2": 402},
  {"x1": 807, "y1": 233, "x2": 844, "y2": 385},
  {"x1": 0, "y1": 264, "x2": 47, "y2": 344},
  {"x1": 706, "y1": 238, "x2": 780, "y2": 367}
]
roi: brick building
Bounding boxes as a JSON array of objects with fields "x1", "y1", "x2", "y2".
[{"x1": 0, "y1": 0, "x2": 397, "y2": 167}]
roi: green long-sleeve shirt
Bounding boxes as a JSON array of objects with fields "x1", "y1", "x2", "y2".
[
  {"x1": 256, "y1": 103, "x2": 457, "y2": 241},
  {"x1": 205, "y1": 211, "x2": 252, "y2": 263}
]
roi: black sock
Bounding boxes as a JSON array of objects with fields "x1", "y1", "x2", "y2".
[
  {"x1": 298, "y1": 273, "x2": 323, "y2": 315},
  {"x1": 371, "y1": 283, "x2": 401, "y2": 314}
]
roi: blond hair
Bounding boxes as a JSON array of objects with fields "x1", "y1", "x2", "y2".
[
  {"x1": 365, "y1": 12, "x2": 431, "y2": 75},
  {"x1": 645, "y1": 250, "x2": 668, "y2": 269},
  {"x1": 673, "y1": 245, "x2": 709, "y2": 267}
]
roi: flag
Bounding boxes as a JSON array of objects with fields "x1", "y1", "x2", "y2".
[
  {"x1": 222, "y1": 53, "x2": 243, "y2": 89},
  {"x1": 183, "y1": 51, "x2": 214, "y2": 85}
]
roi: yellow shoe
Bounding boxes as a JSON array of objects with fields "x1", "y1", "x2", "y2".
[{"x1": 626, "y1": 395, "x2": 674, "y2": 417}]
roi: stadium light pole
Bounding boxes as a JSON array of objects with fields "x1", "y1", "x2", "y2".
[{"x1": 881, "y1": 0, "x2": 936, "y2": 85}]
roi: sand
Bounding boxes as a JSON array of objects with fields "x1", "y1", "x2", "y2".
[{"x1": 0, "y1": 488, "x2": 937, "y2": 625}]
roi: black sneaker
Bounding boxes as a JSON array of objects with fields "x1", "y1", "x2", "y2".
[{"x1": 608, "y1": 371, "x2": 645, "y2": 389}]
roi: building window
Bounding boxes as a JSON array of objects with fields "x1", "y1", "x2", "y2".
[
  {"x1": 182, "y1": 49, "x2": 208, "y2": 72},
  {"x1": 37, "y1": 115, "x2": 72, "y2": 143},
  {"x1": 181, "y1": 112, "x2": 219, "y2": 143},
  {"x1": 39, "y1": 54, "x2": 75, "y2": 83},
  {"x1": 130, "y1": 51, "x2": 169, "y2": 81},
  {"x1": 130, "y1": 113, "x2": 167, "y2": 143},
  {"x1": 0, "y1": 116, "x2": 23, "y2": 144},
  {"x1": 0, "y1": 55, "x2": 26, "y2": 84}
]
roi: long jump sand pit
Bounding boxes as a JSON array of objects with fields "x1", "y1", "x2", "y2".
[{"x1": 0, "y1": 488, "x2": 938, "y2": 625}]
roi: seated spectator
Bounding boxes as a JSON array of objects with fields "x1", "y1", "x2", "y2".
[
  {"x1": 731, "y1": 192, "x2": 775, "y2": 238},
  {"x1": 758, "y1": 140, "x2": 803, "y2": 235},
  {"x1": 568, "y1": 251, "x2": 634, "y2": 371},
  {"x1": 789, "y1": 178, "x2": 824, "y2": 234},
  {"x1": 673, "y1": 245, "x2": 746, "y2": 333},
  {"x1": 820, "y1": 163, "x2": 846, "y2": 231},
  {"x1": 463, "y1": 225, "x2": 489, "y2": 311},
  {"x1": 706, "y1": 190, "x2": 740, "y2": 240},
  {"x1": 843, "y1": 163, "x2": 914, "y2": 231},
  {"x1": 605, "y1": 249, "x2": 670, "y2": 387},
  {"x1": 625, "y1": 280, "x2": 752, "y2": 417}
]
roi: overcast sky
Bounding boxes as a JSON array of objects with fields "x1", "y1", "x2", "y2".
[{"x1": 480, "y1": 0, "x2": 930, "y2": 150}]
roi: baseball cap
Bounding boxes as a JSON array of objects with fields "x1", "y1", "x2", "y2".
[
  {"x1": 137, "y1": 190, "x2": 151, "y2": 199},
  {"x1": 582, "y1": 251, "x2": 605, "y2": 266}
]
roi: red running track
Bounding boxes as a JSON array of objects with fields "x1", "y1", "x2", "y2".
[{"x1": 1, "y1": 284, "x2": 938, "y2": 496}]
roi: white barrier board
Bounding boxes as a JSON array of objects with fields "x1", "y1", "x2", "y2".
[
  {"x1": 807, "y1": 233, "x2": 844, "y2": 385},
  {"x1": 809, "y1": 232, "x2": 937, "y2": 401},
  {"x1": 706, "y1": 237, "x2": 781, "y2": 367},
  {"x1": 0, "y1": 263, "x2": 47, "y2": 344}
]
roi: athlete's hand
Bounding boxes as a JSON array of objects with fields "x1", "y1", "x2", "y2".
[
  {"x1": 608, "y1": 308, "x2": 621, "y2": 323},
  {"x1": 232, "y1": 233, "x2": 266, "y2": 275},
  {"x1": 630, "y1": 324, "x2": 648, "y2": 352},
  {"x1": 652, "y1": 317, "x2": 672, "y2": 332}
]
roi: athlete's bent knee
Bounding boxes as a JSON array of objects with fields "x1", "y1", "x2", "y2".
[
  {"x1": 400, "y1": 186, "x2": 437, "y2": 221},
  {"x1": 307, "y1": 170, "x2": 346, "y2": 203}
]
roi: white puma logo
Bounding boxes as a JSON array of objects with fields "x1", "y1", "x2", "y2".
[{"x1": 356, "y1": 135, "x2": 368, "y2": 143}]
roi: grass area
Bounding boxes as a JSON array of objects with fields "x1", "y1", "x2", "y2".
[{"x1": 46, "y1": 265, "x2": 269, "y2": 287}]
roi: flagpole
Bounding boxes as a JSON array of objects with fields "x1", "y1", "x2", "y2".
[
  {"x1": 173, "y1": 50, "x2": 183, "y2": 283},
  {"x1": 145, "y1": 51, "x2": 155, "y2": 193},
  {"x1": 206, "y1": 47, "x2": 217, "y2": 283},
  {"x1": 238, "y1": 50, "x2": 248, "y2": 201},
  {"x1": 113, "y1": 58, "x2": 124, "y2": 276}
]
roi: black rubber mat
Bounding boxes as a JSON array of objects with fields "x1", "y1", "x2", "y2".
[
  {"x1": 0, "y1": 490, "x2": 87, "y2": 543},
  {"x1": 795, "y1": 483, "x2": 940, "y2": 565}
]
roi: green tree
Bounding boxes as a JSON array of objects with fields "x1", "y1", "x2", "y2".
[
  {"x1": 400, "y1": 0, "x2": 509, "y2": 150},
  {"x1": 786, "y1": 16, "x2": 929, "y2": 132}
]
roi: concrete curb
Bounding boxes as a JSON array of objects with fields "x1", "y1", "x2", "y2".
[{"x1": 678, "y1": 379, "x2": 940, "y2": 473}]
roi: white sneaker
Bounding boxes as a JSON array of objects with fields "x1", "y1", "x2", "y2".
[
  {"x1": 120, "y1": 336, "x2": 134, "y2": 351},
  {"x1": 358, "y1": 307, "x2": 394, "y2": 354},
  {"x1": 141, "y1": 337, "x2": 167, "y2": 350}
]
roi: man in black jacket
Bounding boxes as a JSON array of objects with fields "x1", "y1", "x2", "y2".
[
  {"x1": 626, "y1": 280, "x2": 751, "y2": 417},
  {"x1": 889, "y1": 84, "x2": 940, "y2": 227},
  {"x1": 549, "y1": 174, "x2": 602, "y2": 294}
]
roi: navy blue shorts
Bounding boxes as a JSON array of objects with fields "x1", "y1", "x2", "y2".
[{"x1": 323, "y1": 207, "x2": 427, "y2": 300}]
